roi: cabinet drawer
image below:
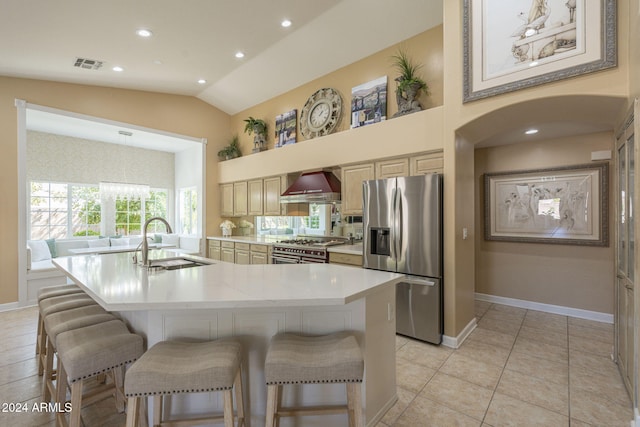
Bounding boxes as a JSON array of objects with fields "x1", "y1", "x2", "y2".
[
  {"x1": 208, "y1": 239, "x2": 221, "y2": 248},
  {"x1": 221, "y1": 241, "x2": 235, "y2": 249},
  {"x1": 234, "y1": 242, "x2": 250, "y2": 251},
  {"x1": 329, "y1": 252, "x2": 363, "y2": 266},
  {"x1": 250, "y1": 244, "x2": 268, "y2": 253}
]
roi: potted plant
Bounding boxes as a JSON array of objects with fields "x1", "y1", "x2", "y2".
[
  {"x1": 244, "y1": 116, "x2": 268, "y2": 153},
  {"x1": 217, "y1": 135, "x2": 242, "y2": 161},
  {"x1": 391, "y1": 49, "x2": 429, "y2": 118}
]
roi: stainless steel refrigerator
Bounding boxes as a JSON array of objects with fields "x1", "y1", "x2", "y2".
[{"x1": 362, "y1": 174, "x2": 443, "y2": 344}]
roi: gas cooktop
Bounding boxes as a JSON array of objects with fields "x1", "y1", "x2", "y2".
[{"x1": 275, "y1": 237, "x2": 346, "y2": 247}]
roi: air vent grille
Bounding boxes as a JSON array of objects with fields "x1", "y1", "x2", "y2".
[{"x1": 74, "y1": 57, "x2": 104, "y2": 70}]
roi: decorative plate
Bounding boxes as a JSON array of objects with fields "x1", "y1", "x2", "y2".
[{"x1": 299, "y1": 88, "x2": 342, "y2": 139}]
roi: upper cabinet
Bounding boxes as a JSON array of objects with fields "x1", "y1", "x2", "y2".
[
  {"x1": 341, "y1": 163, "x2": 374, "y2": 215},
  {"x1": 375, "y1": 158, "x2": 409, "y2": 179},
  {"x1": 263, "y1": 176, "x2": 284, "y2": 216},
  {"x1": 410, "y1": 152, "x2": 444, "y2": 175},
  {"x1": 248, "y1": 179, "x2": 263, "y2": 216},
  {"x1": 220, "y1": 183, "x2": 234, "y2": 217},
  {"x1": 233, "y1": 181, "x2": 248, "y2": 216}
]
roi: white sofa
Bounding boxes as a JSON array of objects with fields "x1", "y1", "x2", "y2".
[{"x1": 26, "y1": 235, "x2": 202, "y2": 303}]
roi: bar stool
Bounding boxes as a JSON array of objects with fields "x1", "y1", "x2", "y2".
[
  {"x1": 35, "y1": 284, "x2": 83, "y2": 357},
  {"x1": 124, "y1": 339, "x2": 245, "y2": 427},
  {"x1": 55, "y1": 319, "x2": 143, "y2": 427},
  {"x1": 41, "y1": 304, "x2": 117, "y2": 403},
  {"x1": 37, "y1": 293, "x2": 96, "y2": 375},
  {"x1": 264, "y1": 331, "x2": 364, "y2": 427}
]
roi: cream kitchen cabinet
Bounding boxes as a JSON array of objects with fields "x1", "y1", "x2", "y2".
[
  {"x1": 328, "y1": 252, "x2": 362, "y2": 267},
  {"x1": 250, "y1": 244, "x2": 270, "y2": 264},
  {"x1": 233, "y1": 181, "x2": 248, "y2": 216},
  {"x1": 234, "y1": 242, "x2": 251, "y2": 265},
  {"x1": 341, "y1": 163, "x2": 374, "y2": 215},
  {"x1": 248, "y1": 179, "x2": 263, "y2": 216},
  {"x1": 375, "y1": 158, "x2": 409, "y2": 179},
  {"x1": 221, "y1": 241, "x2": 235, "y2": 263},
  {"x1": 220, "y1": 183, "x2": 234, "y2": 217},
  {"x1": 208, "y1": 239, "x2": 221, "y2": 260},
  {"x1": 263, "y1": 175, "x2": 309, "y2": 217},
  {"x1": 410, "y1": 151, "x2": 444, "y2": 175}
]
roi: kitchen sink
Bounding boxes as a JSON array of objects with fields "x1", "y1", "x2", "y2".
[{"x1": 148, "y1": 257, "x2": 212, "y2": 270}]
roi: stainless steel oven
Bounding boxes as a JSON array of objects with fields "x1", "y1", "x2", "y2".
[{"x1": 271, "y1": 236, "x2": 347, "y2": 264}]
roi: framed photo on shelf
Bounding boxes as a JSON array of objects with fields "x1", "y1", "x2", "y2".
[
  {"x1": 351, "y1": 76, "x2": 387, "y2": 129},
  {"x1": 275, "y1": 109, "x2": 297, "y2": 148},
  {"x1": 463, "y1": 0, "x2": 616, "y2": 102},
  {"x1": 484, "y1": 163, "x2": 609, "y2": 246}
]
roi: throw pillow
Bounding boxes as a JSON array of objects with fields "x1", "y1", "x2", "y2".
[
  {"x1": 27, "y1": 240, "x2": 52, "y2": 262},
  {"x1": 45, "y1": 238, "x2": 57, "y2": 258},
  {"x1": 88, "y1": 238, "x2": 110, "y2": 248},
  {"x1": 110, "y1": 237, "x2": 131, "y2": 246}
]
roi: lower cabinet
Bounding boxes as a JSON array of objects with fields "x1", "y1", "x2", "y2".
[
  {"x1": 208, "y1": 240, "x2": 221, "y2": 260},
  {"x1": 328, "y1": 252, "x2": 363, "y2": 267},
  {"x1": 209, "y1": 239, "x2": 271, "y2": 264}
]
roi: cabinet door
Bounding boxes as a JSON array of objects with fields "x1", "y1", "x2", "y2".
[
  {"x1": 341, "y1": 163, "x2": 374, "y2": 215},
  {"x1": 235, "y1": 250, "x2": 251, "y2": 265},
  {"x1": 233, "y1": 181, "x2": 248, "y2": 216},
  {"x1": 209, "y1": 246, "x2": 221, "y2": 260},
  {"x1": 263, "y1": 176, "x2": 282, "y2": 216},
  {"x1": 248, "y1": 179, "x2": 263, "y2": 216},
  {"x1": 375, "y1": 158, "x2": 409, "y2": 179},
  {"x1": 221, "y1": 247, "x2": 235, "y2": 263},
  {"x1": 250, "y1": 252, "x2": 269, "y2": 264},
  {"x1": 410, "y1": 151, "x2": 444, "y2": 175},
  {"x1": 220, "y1": 183, "x2": 234, "y2": 217}
]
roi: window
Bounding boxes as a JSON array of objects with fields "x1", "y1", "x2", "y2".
[
  {"x1": 30, "y1": 181, "x2": 170, "y2": 239},
  {"x1": 145, "y1": 190, "x2": 169, "y2": 233},
  {"x1": 30, "y1": 182, "x2": 68, "y2": 239},
  {"x1": 256, "y1": 204, "x2": 334, "y2": 236},
  {"x1": 178, "y1": 187, "x2": 198, "y2": 235}
]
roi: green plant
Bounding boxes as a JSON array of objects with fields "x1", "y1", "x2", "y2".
[
  {"x1": 243, "y1": 117, "x2": 267, "y2": 136},
  {"x1": 391, "y1": 49, "x2": 428, "y2": 95},
  {"x1": 217, "y1": 135, "x2": 242, "y2": 160}
]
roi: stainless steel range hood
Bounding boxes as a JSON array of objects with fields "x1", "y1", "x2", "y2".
[{"x1": 280, "y1": 171, "x2": 341, "y2": 204}]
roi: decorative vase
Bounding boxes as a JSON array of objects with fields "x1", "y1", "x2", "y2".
[{"x1": 393, "y1": 80, "x2": 424, "y2": 118}]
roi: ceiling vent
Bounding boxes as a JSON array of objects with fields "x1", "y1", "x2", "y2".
[{"x1": 73, "y1": 57, "x2": 104, "y2": 70}]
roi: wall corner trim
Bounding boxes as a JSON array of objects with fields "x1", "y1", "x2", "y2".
[{"x1": 442, "y1": 317, "x2": 477, "y2": 349}]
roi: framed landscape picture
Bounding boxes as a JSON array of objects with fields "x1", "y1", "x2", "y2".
[
  {"x1": 463, "y1": 0, "x2": 616, "y2": 102},
  {"x1": 484, "y1": 163, "x2": 608, "y2": 246},
  {"x1": 351, "y1": 76, "x2": 387, "y2": 129},
  {"x1": 275, "y1": 109, "x2": 297, "y2": 148}
]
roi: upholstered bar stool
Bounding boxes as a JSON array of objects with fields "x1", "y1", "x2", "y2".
[
  {"x1": 41, "y1": 304, "x2": 117, "y2": 403},
  {"x1": 124, "y1": 339, "x2": 245, "y2": 427},
  {"x1": 55, "y1": 319, "x2": 143, "y2": 427},
  {"x1": 35, "y1": 284, "x2": 83, "y2": 357},
  {"x1": 37, "y1": 293, "x2": 96, "y2": 375},
  {"x1": 264, "y1": 331, "x2": 364, "y2": 427}
]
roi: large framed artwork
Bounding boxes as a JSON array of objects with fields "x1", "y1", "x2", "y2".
[
  {"x1": 484, "y1": 163, "x2": 609, "y2": 246},
  {"x1": 463, "y1": 0, "x2": 616, "y2": 102},
  {"x1": 275, "y1": 109, "x2": 297, "y2": 148}
]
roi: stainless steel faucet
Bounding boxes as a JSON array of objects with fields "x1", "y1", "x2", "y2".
[{"x1": 141, "y1": 216, "x2": 173, "y2": 267}]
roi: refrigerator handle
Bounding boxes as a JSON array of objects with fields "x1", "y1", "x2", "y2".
[
  {"x1": 396, "y1": 186, "x2": 403, "y2": 259},
  {"x1": 391, "y1": 187, "x2": 401, "y2": 261}
]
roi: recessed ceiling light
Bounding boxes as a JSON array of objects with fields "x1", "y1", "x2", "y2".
[
  {"x1": 197, "y1": 79, "x2": 207, "y2": 84},
  {"x1": 112, "y1": 66, "x2": 124, "y2": 72},
  {"x1": 525, "y1": 129, "x2": 539, "y2": 135},
  {"x1": 235, "y1": 51, "x2": 245, "y2": 59},
  {"x1": 136, "y1": 28, "x2": 153, "y2": 38},
  {"x1": 281, "y1": 19, "x2": 292, "y2": 28}
]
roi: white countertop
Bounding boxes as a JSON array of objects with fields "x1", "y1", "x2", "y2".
[
  {"x1": 328, "y1": 243, "x2": 363, "y2": 255},
  {"x1": 53, "y1": 251, "x2": 401, "y2": 311}
]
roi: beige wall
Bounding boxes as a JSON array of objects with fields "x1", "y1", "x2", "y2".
[
  {"x1": 228, "y1": 27, "x2": 444, "y2": 155},
  {"x1": 0, "y1": 76, "x2": 230, "y2": 304},
  {"x1": 630, "y1": 0, "x2": 640, "y2": 100},
  {"x1": 474, "y1": 132, "x2": 615, "y2": 314}
]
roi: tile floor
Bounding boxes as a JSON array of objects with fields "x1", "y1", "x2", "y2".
[{"x1": 0, "y1": 301, "x2": 633, "y2": 426}]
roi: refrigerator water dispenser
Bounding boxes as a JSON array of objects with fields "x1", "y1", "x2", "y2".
[{"x1": 370, "y1": 227, "x2": 391, "y2": 256}]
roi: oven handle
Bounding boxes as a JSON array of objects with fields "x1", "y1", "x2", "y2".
[{"x1": 271, "y1": 254, "x2": 300, "y2": 264}]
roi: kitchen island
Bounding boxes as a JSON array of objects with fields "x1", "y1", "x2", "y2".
[{"x1": 53, "y1": 251, "x2": 401, "y2": 427}]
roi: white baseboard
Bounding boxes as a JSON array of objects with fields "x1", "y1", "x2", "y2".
[
  {"x1": 0, "y1": 301, "x2": 24, "y2": 313},
  {"x1": 442, "y1": 317, "x2": 477, "y2": 349},
  {"x1": 475, "y1": 293, "x2": 614, "y2": 324}
]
